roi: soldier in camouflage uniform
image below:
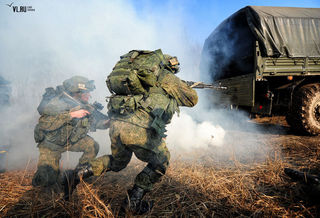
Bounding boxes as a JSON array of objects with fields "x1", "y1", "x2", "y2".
[
  {"x1": 64, "y1": 52, "x2": 198, "y2": 214},
  {"x1": 32, "y1": 76, "x2": 109, "y2": 187}
]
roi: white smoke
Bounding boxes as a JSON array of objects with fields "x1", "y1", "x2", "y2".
[
  {"x1": 167, "y1": 112, "x2": 225, "y2": 151},
  {"x1": 0, "y1": 0, "x2": 205, "y2": 169},
  {"x1": 0, "y1": 0, "x2": 271, "y2": 170}
]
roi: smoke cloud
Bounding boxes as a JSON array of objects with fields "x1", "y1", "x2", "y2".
[
  {"x1": 167, "y1": 112, "x2": 225, "y2": 151},
  {"x1": 0, "y1": 0, "x2": 203, "y2": 169},
  {"x1": 0, "y1": 0, "x2": 271, "y2": 170}
]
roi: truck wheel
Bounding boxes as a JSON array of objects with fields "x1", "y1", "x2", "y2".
[{"x1": 290, "y1": 83, "x2": 320, "y2": 135}]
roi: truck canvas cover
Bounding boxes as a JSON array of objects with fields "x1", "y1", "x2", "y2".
[
  {"x1": 247, "y1": 6, "x2": 320, "y2": 58},
  {"x1": 201, "y1": 6, "x2": 320, "y2": 81}
]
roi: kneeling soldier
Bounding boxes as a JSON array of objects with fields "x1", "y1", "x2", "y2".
[{"x1": 32, "y1": 76, "x2": 109, "y2": 187}]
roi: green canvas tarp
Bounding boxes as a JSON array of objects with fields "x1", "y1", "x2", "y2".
[
  {"x1": 201, "y1": 6, "x2": 320, "y2": 81},
  {"x1": 246, "y1": 6, "x2": 320, "y2": 57}
]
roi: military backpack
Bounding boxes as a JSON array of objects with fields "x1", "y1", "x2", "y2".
[
  {"x1": 37, "y1": 86, "x2": 64, "y2": 115},
  {"x1": 106, "y1": 49, "x2": 168, "y2": 95},
  {"x1": 106, "y1": 49, "x2": 182, "y2": 137}
]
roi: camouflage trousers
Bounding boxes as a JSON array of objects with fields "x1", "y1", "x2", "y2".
[
  {"x1": 32, "y1": 135, "x2": 99, "y2": 187},
  {"x1": 90, "y1": 120, "x2": 170, "y2": 191}
]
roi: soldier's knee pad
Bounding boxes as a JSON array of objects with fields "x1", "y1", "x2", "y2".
[{"x1": 32, "y1": 165, "x2": 59, "y2": 187}]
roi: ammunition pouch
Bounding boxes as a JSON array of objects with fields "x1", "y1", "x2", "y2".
[
  {"x1": 107, "y1": 94, "x2": 143, "y2": 115},
  {"x1": 140, "y1": 93, "x2": 178, "y2": 137},
  {"x1": 69, "y1": 120, "x2": 89, "y2": 144},
  {"x1": 42, "y1": 124, "x2": 71, "y2": 146},
  {"x1": 37, "y1": 118, "x2": 89, "y2": 147},
  {"x1": 150, "y1": 116, "x2": 167, "y2": 137},
  {"x1": 163, "y1": 98, "x2": 179, "y2": 123}
]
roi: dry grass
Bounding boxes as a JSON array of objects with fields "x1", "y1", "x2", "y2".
[{"x1": 1, "y1": 117, "x2": 320, "y2": 217}]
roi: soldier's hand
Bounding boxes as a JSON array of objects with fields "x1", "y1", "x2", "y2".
[{"x1": 70, "y1": 109, "x2": 90, "y2": 118}]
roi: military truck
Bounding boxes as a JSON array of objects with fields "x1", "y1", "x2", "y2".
[{"x1": 201, "y1": 6, "x2": 320, "y2": 135}]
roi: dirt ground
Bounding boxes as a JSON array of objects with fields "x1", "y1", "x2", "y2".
[
  {"x1": 1, "y1": 116, "x2": 320, "y2": 217},
  {"x1": 253, "y1": 115, "x2": 320, "y2": 171}
]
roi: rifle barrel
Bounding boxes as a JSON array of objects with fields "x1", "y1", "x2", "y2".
[{"x1": 184, "y1": 81, "x2": 227, "y2": 90}]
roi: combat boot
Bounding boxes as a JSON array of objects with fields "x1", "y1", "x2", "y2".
[
  {"x1": 62, "y1": 163, "x2": 94, "y2": 201},
  {"x1": 120, "y1": 185, "x2": 154, "y2": 215}
]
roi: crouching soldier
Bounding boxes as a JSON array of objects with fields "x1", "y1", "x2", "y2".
[
  {"x1": 63, "y1": 50, "x2": 198, "y2": 215},
  {"x1": 32, "y1": 76, "x2": 109, "y2": 187}
]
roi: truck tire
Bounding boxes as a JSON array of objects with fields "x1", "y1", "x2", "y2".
[{"x1": 288, "y1": 83, "x2": 320, "y2": 135}]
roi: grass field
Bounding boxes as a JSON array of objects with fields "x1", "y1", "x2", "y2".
[{"x1": 1, "y1": 117, "x2": 320, "y2": 217}]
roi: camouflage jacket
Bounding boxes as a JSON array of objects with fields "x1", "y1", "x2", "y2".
[
  {"x1": 108, "y1": 69, "x2": 198, "y2": 136},
  {"x1": 34, "y1": 93, "x2": 108, "y2": 149}
]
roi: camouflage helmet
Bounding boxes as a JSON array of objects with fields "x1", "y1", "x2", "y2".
[
  {"x1": 164, "y1": 54, "x2": 180, "y2": 73},
  {"x1": 63, "y1": 76, "x2": 95, "y2": 94}
]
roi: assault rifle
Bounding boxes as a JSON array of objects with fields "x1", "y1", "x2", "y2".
[
  {"x1": 284, "y1": 168, "x2": 320, "y2": 186},
  {"x1": 62, "y1": 91, "x2": 109, "y2": 131},
  {"x1": 183, "y1": 81, "x2": 227, "y2": 90}
]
